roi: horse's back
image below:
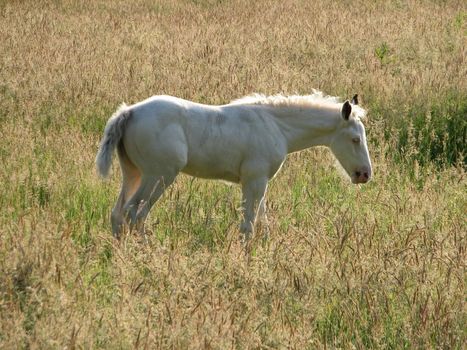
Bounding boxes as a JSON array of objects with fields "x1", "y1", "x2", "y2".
[{"x1": 128, "y1": 95, "x2": 186, "y2": 121}]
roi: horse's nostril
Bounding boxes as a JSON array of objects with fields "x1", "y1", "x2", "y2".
[
  {"x1": 355, "y1": 171, "x2": 361, "y2": 177},
  {"x1": 363, "y1": 172, "x2": 369, "y2": 179}
]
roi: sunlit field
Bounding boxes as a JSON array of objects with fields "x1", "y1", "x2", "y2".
[{"x1": 0, "y1": 1, "x2": 465, "y2": 348}]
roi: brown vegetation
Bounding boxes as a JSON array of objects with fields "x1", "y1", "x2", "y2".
[{"x1": 0, "y1": 0, "x2": 465, "y2": 348}]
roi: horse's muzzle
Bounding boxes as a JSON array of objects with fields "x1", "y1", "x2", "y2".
[{"x1": 353, "y1": 169, "x2": 371, "y2": 184}]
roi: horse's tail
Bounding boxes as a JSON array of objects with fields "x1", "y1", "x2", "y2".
[{"x1": 95, "y1": 103, "x2": 132, "y2": 178}]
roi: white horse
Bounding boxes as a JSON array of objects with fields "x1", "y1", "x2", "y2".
[{"x1": 96, "y1": 90, "x2": 372, "y2": 239}]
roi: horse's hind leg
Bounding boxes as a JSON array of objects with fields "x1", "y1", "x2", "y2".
[
  {"x1": 123, "y1": 169, "x2": 177, "y2": 235},
  {"x1": 111, "y1": 145, "x2": 141, "y2": 238}
]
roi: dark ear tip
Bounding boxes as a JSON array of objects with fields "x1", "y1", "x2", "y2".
[
  {"x1": 342, "y1": 100, "x2": 352, "y2": 120},
  {"x1": 351, "y1": 94, "x2": 359, "y2": 105}
]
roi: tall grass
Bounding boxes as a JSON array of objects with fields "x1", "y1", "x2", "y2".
[
  {"x1": 393, "y1": 92, "x2": 466, "y2": 168},
  {"x1": 0, "y1": 0, "x2": 465, "y2": 348}
]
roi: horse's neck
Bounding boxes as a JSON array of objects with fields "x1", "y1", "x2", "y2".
[{"x1": 269, "y1": 106, "x2": 341, "y2": 153}]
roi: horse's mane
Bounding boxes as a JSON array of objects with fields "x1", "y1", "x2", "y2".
[{"x1": 230, "y1": 90, "x2": 367, "y2": 119}]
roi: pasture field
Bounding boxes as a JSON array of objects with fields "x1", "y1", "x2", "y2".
[{"x1": 0, "y1": 0, "x2": 465, "y2": 348}]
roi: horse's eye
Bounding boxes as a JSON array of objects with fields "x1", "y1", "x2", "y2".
[{"x1": 352, "y1": 137, "x2": 361, "y2": 144}]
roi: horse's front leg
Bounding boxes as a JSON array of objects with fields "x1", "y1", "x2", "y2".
[
  {"x1": 256, "y1": 195, "x2": 270, "y2": 240},
  {"x1": 240, "y1": 176, "x2": 269, "y2": 241}
]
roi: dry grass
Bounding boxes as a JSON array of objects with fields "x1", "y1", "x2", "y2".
[{"x1": 0, "y1": 0, "x2": 466, "y2": 349}]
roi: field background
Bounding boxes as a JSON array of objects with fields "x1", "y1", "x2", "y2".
[{"x1": 0, "y1": 0, "x2": 466, "y2": 348}]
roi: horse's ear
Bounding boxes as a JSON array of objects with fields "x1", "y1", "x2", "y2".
[
  {"x1": 351, "y1": 94, "x2": 359, "y2": 105},
  {"x1": 341, "y1": 100, "x2": 352, "y2": 120}
]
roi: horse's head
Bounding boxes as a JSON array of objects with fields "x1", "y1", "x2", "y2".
[{"x1": 329, "y1": 95, "x2": 372, "y2": 184}]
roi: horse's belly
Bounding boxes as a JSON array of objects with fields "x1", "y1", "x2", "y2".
[{"x1": 181, "y1": 161, "x2": 240, "y2": 183}]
